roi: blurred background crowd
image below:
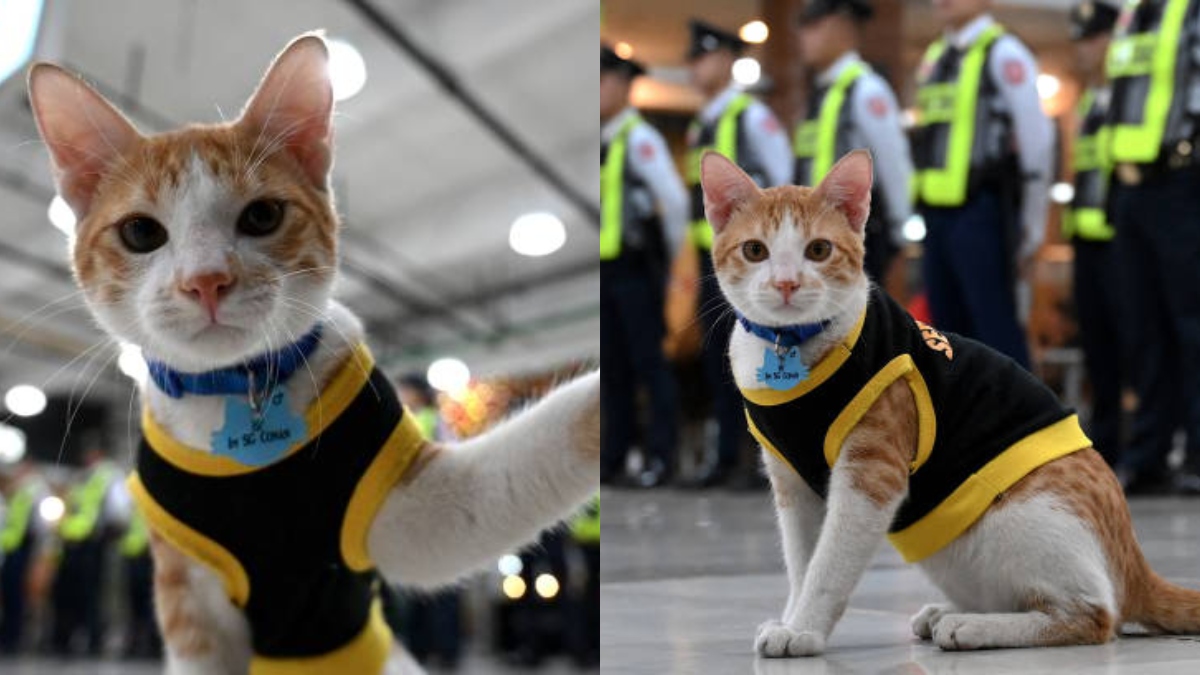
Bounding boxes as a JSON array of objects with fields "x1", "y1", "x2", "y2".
[{"x1": 601, "y1": 0, "x2": 1200, "y2": 498}]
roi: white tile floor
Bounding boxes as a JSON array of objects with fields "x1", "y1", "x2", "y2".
[{"x1": 601, "y1": 488, "x2": 1200, "y2": 674}]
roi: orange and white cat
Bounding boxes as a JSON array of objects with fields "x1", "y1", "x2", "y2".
[
  {"x1": 28, "y1": 34, "x2": 598, "y2": 674},
  {"x1": 699, "y1": 149, "x2": 1200, "y2": 656}
]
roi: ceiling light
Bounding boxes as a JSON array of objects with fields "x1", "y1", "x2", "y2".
[
  {"x1": 739, "y1": 20, "x2": 769, "y2": 44},
  {"x1": 903, "y1": 215, "x2": 927, "y2": 242},
  {"x1": 4, "y1": 384, "x2": 46, "y2": 417},
  {"x1": 732, "y1": 57, "x2": 761, "y2": 86},
  {"x1": 614, "y1": 41, "x2": 634, "y2": 59},
  {"x1": 0, "y1": 0, "x2": 44, "y2": 86},
  {"x1": 498, "y1": 554, "x2": 523, "y2": 576},
  {"x1": 1037, "y1": 73, "x2": 1060, "y2": 100},
  {"x1": 48, "y1": 195, "x2": 76, "y2": 235},
  {"x1": 0, "y1": 424, "x2": 25, "y2": 464},
  {"x1": 1049, "y1": 182, "x2": 1075, "y2": 205},
  {"x1": 327, "y1": 38, "x2": 367, "y2": 102},
  {"x1": 509, "y1": 212, "x2": 566, "y2": 257},
  {"x1": 38, "y1": 496, "x2": 64, "y2": 523},
  {"x1": 535, "y1": 573, "x2": 560, "y2": 599},
  {"x1": 427, "y1": 358, "x2": 470, "y2": 395},
  {"x1": 118, "y1": 343, "x2": 149, "y2": 383}
]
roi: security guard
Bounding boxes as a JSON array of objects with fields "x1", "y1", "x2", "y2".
[
  {"x1": 601, "y1": 44, "x2": 686, "y2": 487},
  {"x1": 686, "y1": 19, "x2": 792, "y2": 486},
  {"x1": 912, "y1": 0, "x2": 1054, "y2": 368},
  {"x1": 1106, "y1": 0, "x2": 1200, "y2": 493},
  {"x1": 795, "y1": 0, "x2": 913, "y2": 284},
  {"x1": 0, "y1": 461, "x2": 49, "y2": 654},
  {"x1": 566, "y1": 494, "x2": 599, "y2": 666},
  {"x1": 52, "y1": 448, "x2": 120, "y2": 656},
  {"x1": 119, "y1": 504, "x2": 161, "y2": 658},
  {"x1": 1065, "y1": 2, "x2": 1123, "y2": 466}
]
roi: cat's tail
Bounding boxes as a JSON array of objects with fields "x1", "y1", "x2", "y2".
[{"x1": 1127, "y1": 568, "x2": 1200, "y2": 634}]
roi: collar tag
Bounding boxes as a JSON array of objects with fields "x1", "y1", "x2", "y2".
[
  {"x1": 210, "y1": 387, "x2": 307, "y2": 467},
  {"x1": 756, "y1": 346, "x2": 808, "y2": 391}
]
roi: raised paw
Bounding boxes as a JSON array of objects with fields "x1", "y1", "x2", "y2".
[
  {"x1": 931, "y1": 613, "x2": 987, "y2": 651},
  {"x1": 911, "y1": 603, "x2": 956, "y2": 640},
  {"x1": 754, "y1": 620, "x2": 825, "y2": 657}
]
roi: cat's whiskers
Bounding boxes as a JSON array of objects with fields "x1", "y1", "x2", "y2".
[
  {"x1": 277, "y1": 295, "x2": 379, "y2": 401},
  {"x1": 58, "y1": 343, "x2": 121, "y2": 466}
]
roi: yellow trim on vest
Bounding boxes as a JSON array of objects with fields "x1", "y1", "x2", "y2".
[
  {"x1": 739, "y1": 309, "x2": 868, "y2": 406},
  {"x1": 887, "y1": 415, "x2": 1091, "y2": 563},
  {"x1": 141, "y1": 344, "x2": 376, "y2": 477},
  {"x1": 341, "y1": 411, "x2": 426, "y2": 571},
  {"x1": 745, "y1": 409, "x2": 793, "y2": 471},
  {"x1": 126, "y1": 472, "x2": 251, "y2": 606},
  {"x1": 822, "y1": 355, "x2": 937, "y2": 474},
  {"x1": 250, "y1": 596, "x2": 392, "y2": 675}
]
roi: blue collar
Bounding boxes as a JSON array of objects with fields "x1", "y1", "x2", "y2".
[
  {"x1": 147, "y1": 324, "x2": 324, "y2": 399},
  {"x1": 736, "y1": 312, "x2": 831, "y2": 349}
]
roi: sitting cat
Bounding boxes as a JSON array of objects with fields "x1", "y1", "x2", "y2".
[
  {"x1": 698, "y1": 148, "x2": 1200, "y2": 656},
  {"x1": 27, "y1": 34, "x2": 598, "y2": 674}
]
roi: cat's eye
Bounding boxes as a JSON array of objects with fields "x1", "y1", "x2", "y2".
[
  {"x1": 805, "y1": 239, "x2": 833, "y2": 262},
  {"x1": 237, "y1": 199, "x2": 286, "y2": 237},
  {"x1": 742, "y1": 240, "x2": 769, "y2": 262},
  {"x1": 118, "y1": 216, "x2": 169, "y2": 253}
]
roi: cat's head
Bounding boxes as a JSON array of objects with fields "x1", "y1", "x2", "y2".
[
  {"x1": 28, "y1": 34, "x2": 338, "y2": 371},
  {"x1": 700, "y1": 149, "x2": 873, "y2": 327}
]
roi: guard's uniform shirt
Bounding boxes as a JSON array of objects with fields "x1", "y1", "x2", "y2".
[
  {"x1": 686, "y1": 85, "x2": 792, "y2": 249},
  {"x1": 912, "y1": 13, "x2": 1052, "y2": 260},
  {"x1": 601, "y1": 107, "x2": 688, "y2": 265},
  {"x1": 794, "y1": 51, "x2": 912, "y2": 276},
  {"x1": 740, "y1": 288, "x2": 1091, "y2": 563},
  {"x1": 128, "y1": 344, "x2": 425, "y2": 675}
]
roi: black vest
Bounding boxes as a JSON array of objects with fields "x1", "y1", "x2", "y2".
[
  {"x1": 129, "y1": 346, "x2": 425, "y2": 672},
  {"x1": 741, "y1": 288, "x2": 1091, "y2": 562},
  {"x1": 601, "y1": 131, "x2": 667, "y2": 266}
]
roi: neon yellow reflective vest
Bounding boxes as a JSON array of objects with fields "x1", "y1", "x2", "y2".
[
  {"x1": 119, "y1": 506, "x2": 149, "y2": 557},
  {"x1": 600, "y1": 114, "x2": 644, "y2": 261},
  {"x1": 794, "y1": 60, "x2": 868, "y2": 186},
  {"x1": 1106, "y1": 0, "x2": 1191, "y2": 163},
  {"x1": 570, "y1": 494, "x2": 599, "y2": 544},
  {"x1": 413, "y1": 407, "x2": 439, "y2": 440},
  {"x1": 1, "y1": 480, "x2": 38, "y2": 553},
  {"x1": 686, "y1": 93, "x2": 755, "y2": 250},
  {"x1": 912, "y1": 24, "x2": 1005, "y2": 207},
  {"x1": 1064, "y1": 88, "x2": 1115, "y2": 242},
  {"x1": 60, "y1": 463, "x2": 116, "y2": 542}
]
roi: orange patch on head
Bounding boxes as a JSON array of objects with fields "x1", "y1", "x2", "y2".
[{"x1": 711, "y1": 184, "x2": 865, "y2": 284}]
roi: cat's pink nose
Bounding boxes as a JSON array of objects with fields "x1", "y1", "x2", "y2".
[
  {"x1": 773, "y1": 279, "x2": 800, "y2": 303},
  {"x1": 180, "y1": 271, "x2": 236, "y2": 320}
]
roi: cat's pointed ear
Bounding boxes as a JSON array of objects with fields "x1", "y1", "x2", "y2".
[
  {"x1": 239, "y1": 33, "x2": 333, "y2": 189},
  {"x1": 27, "y1": 63, "x2": 142, "y2": 217},
  {"x1": 814, "y1": 149, "x2": 873, "y2": 236},
  {"x1": 700, "y1": 151, "x2": 760, "y2": 235}
]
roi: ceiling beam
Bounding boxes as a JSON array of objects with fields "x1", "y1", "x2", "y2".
[{"x1": 342, "y1": 0, "x2": 600, "y2": 230}]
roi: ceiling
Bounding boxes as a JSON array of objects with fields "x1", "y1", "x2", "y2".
[{"x1": 0, "y1": 0, "x2": 599, "y2": 412}]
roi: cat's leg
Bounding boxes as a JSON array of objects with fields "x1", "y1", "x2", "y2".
[
  {"x1": 756, "y1": 450, "x2": 824, "y2": 644},
  {"x1": 911, "y1": 603, "x2": 957, "y2": 639},
  {"x1": 756, "y1": 380, "x2": 916, "y2": 657},
  {"x1": 150, "y1": 535, "x2": 252, "y2": 674},
  {"x1": 368, "y1": 371, "x2": 599, "y2": 587},
  {"x1": 917, "y1": 451, "x2": 1120, "y2": 650}
]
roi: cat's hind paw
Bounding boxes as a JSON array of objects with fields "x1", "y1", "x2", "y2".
[
  {"x1": 754, "y1": 620, "x2": 825, "y2": 657},
  {"x1": 911, "y1": 603, "x2": 956, "y2": 640},
  {"x1": 931, "y1": 614, "x2": 987, "y2": 651}
]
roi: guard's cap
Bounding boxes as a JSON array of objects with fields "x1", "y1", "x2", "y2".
[
  {"x1": 1069, "y1": 1, "x2": 1119, "y2": 41},
  {"x1": 798, "y1": 0, "x2": 875, "y2": 25},
  {"x1": 687, "y1": 19, "x2": 747, "y2": 60},
  {"x1": 601, "y1": 43, "x2": 647, "y2": 78}
]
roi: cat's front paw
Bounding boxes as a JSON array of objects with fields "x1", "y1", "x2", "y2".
[
  {"x1": 754, "y1": 620, "x2": 825, "y2": 657},
  {"x1": 911, "y1": 603, "x2": 956, "y2": 640},
  {"x1": 931, "y1": 614, "x2": 986, "y2": 651}
]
